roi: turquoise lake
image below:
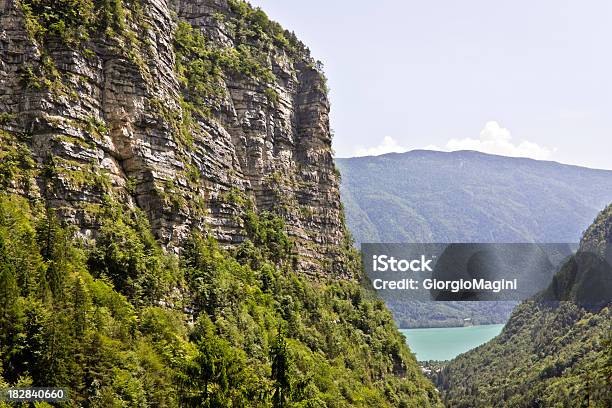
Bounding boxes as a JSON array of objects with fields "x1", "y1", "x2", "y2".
[{"x1": 400, "y1": 324, "x2": 505, "y2": 361}]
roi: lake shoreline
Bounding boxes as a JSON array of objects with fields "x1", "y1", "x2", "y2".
[
  {"x1": 400, "y1": 323, "x2": 505, "y2": 361},
  {"x1": 398, "y1": 322, "x2": 506, "y2": 330}
]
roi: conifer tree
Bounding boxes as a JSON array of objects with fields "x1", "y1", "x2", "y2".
[{"x1": 270, "y1": 325, "x2": 291, "y2": 408}]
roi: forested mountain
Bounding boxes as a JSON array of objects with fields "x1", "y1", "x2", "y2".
[
  {"x1": 337, "y1": 150, "x2": 612, "y2": 327},
  {"x1": 436, "y1": 205, "x2": 612, "y2": 407},
  {"x1": 337, "y1": 150, "x2": 612, "y2": 244},
  {"x1": 0, "y1": 0, "x2": 440, "y2": 406}
]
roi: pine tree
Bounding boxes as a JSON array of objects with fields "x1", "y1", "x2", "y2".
[
  {"x1": 270, "y1": 325, "x2": 291, "y2": 408},
  {"x1": 0, "y1": 233, "x2": 26, "y2": 383},
  {"x1": 37, "y1": 209, "x2": 68, "y2": 299}
]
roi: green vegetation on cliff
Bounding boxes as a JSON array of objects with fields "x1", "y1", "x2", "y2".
[
  {"x1": 437, "y1": 302, "x2": 611, "y2": 407},
  {"x1": 0, "y1": 193, "x2": 441, "y2": 407},
  {"x1": 0, "y1": 1, "x2": 441, "y2": 406},
  {"x1": 436, "y1": 205, "x2": 612, "y2": 407}
]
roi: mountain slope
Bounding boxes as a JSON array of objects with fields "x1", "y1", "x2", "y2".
[
  {"x1": 337, "y1": 151, "x2": 612, "y2": 328},
  {"x1": 0, "y1": 0, "x2": 440, "y2": 406},
  {"x1": 437, "y1": 205, "x2": 612, "y2": 407},
  {"x1": 337, "y1": 150, "x2": 612, "y2": 244}
]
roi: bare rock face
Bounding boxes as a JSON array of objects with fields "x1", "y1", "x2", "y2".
[{"x1": 0, "y1": 0, "x2": 350, "y2": 277}]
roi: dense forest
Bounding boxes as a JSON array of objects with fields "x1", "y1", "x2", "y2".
[
  {"x1": 0, "y1": 193, "x2": 441, "y2": 407},
  {"x1": 437, "y1": 302, "x2": 611, "y2": 407},
  {"x1": 436, "y1": 205, "x2": 612, "y2": 407}
]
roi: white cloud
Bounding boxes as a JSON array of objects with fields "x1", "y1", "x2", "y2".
[
  {"x1": 354, "y1": 136, "x2": 407, "y2": 157},
  {"x1": 429, "y1": 121, "x2": 554, "y2": 161}
]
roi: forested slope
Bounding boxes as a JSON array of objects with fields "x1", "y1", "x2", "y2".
[
  {"x1": 437, "y1": 205, "x2": 612, "y2": 407},
  {"x1": 0, "y1": 194, "x2": 441, "y2": 406},
  {"x1": 337, "y1": 150, "x2": 612, "y2": 244},
  {"x1": 337, "y1": 150, "x2": 612, "y2": 328}
]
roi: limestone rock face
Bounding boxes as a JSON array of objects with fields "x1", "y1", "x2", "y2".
[{"x1": 0, "y1": 0, "x2": 349, "y2": 277}]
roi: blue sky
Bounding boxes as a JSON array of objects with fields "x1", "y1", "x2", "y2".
[{"x1": 250, "y1": 0, "x2": 612, "y2": 170}]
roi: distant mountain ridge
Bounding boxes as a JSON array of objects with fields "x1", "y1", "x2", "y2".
[
  {"x1": 337, "y1": 150, "x2": 612, "y2": 245},
  {"x1": 336, "y1": 150, "x2": 612, "y2": 328}
]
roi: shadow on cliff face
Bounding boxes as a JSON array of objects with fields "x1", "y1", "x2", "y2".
[
  {"x1": 538, "y1": 251, "x2": 612, "y2": 311},
  {"x1": 431, "y1": 243, "x2": 612, "y2": 309},
  {"x1": 430, "y1": 243, "x2": 568, "y2": 301}
]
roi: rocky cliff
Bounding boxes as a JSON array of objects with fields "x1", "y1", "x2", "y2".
[
  {"x1": 0, "y1": 3, "x2": 445, "y2": 406},
  {"x1": 0, "y1": 0, "x2": 347, "y2": 276}
]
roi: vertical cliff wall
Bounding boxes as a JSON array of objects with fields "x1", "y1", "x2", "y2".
[
  {"x1": 0, "y1": 3, "x2": 446, "y2": 406},
  {"x1": 0, "y1": 0, "x2": 348, "y2": 276}
]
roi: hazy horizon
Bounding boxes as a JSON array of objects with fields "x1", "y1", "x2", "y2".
[
  {"x1": 250, "y1": 0, "x2": 612, "y2": 170},
  {"x1": 336, "y1": 147, "x2": 612, "y2": 172}
]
